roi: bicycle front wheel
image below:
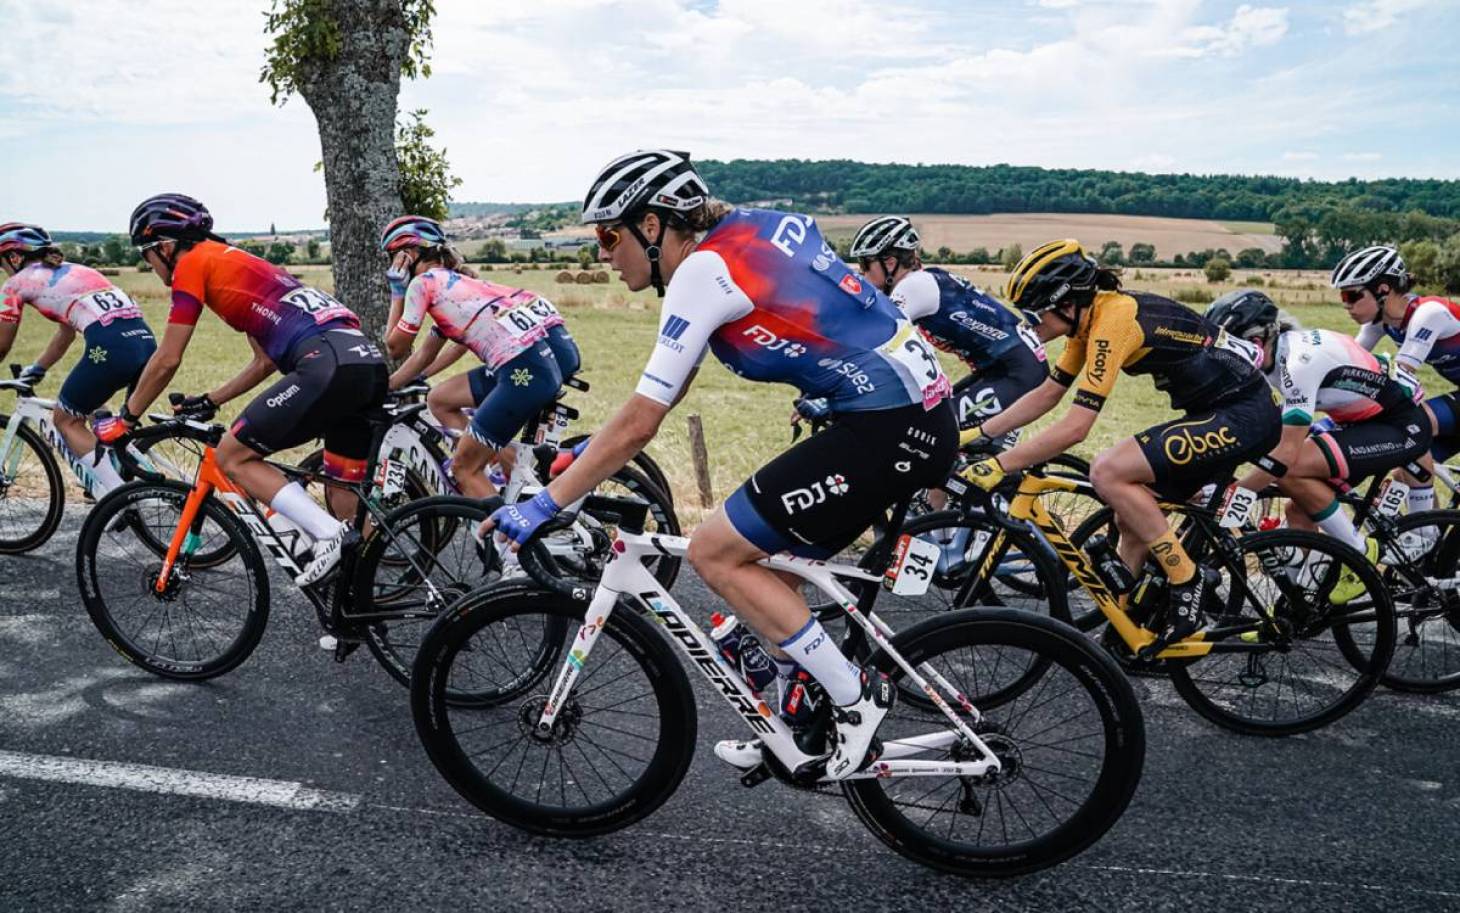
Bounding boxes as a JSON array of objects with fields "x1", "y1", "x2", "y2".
[
  {"x1": 411, "y1": 582, "x2": 697, "y2": 836},
  {"x1": 1374, "y1": 510, "x2": 1460, "y2": 693},
  {"x1": 0, "y1": 416, "x2": 65, "y2": 553},
  {"x1": 1168, "y1": 528, "x2": 1395, "y2": 736},
  {"x1": 76, "y1": 480, "x2": 270, "y2": 680},
  {"x1": 844, "y1": 608, "x2": 1145, "y2": 878}
]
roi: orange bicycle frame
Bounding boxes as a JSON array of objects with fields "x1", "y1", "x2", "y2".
[{"x1": 153, "y1": 445, "x2": 248, "y2": 592}]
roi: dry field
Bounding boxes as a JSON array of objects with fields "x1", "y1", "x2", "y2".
[{"x1": 809, "y1": 212, "x2": 1281, "y2": 259}]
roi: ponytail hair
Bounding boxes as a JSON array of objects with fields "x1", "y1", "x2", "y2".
[
  {"x1": 1094, "y1": 268, "x2": 1122, "y2": 292},
  {"x1": 418, "y1": 244, "x2": 478, "y2": 278},
  {"x1": 20, "y1": 247, "x2": 66, "y2": 268}
]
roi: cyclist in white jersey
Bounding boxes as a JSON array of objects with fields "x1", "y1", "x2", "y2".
[
  {"x1": 485, "y1": 151, "x2": 958, "y2": 780},
  {"x1": 1209, "y1": 290, "x2": 1431, "y2": 601}
]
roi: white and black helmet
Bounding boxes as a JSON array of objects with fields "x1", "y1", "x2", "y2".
[
  {"x1": 849, "y1": 215, "x2": 921, "y2": 260},
  {"x1": 581, "y1": 150, "x2": 709, "y2": 225},
  {"x1": 1330, "y1": 245, "x2": 1409, "y2": 290}
]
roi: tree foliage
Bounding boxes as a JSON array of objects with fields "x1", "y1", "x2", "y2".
[
  {"x1": 396, "y1": 108, "x2": 461, "y2": 221},
  {"x1": 261, "y1": 0, "x2": 435, "y2": 105}
]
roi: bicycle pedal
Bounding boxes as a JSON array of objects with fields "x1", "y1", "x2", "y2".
[{"x1": 739, "y1": 763, "x2": 772, "y2": 788}]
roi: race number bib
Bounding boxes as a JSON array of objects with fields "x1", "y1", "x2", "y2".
[
  {"x1": 879, "y1": 324, "x2": 953, "y2": 409},
  {"x1": 78, "y1": 289, "x2": 143, "y2": 326},
  {"x1": 1213, "y1": 330, "x2": 1263, "y2": 369},
  {"x1": 280, "y1": 287, "x2": 353, "y2": 325},
  {"x1": 1375, "y1": 478, "x2": 1409, "y2": 517},
  {"x1": 495, "y1": 302, "x2": 549, "y2": 340},
  {"x1": 1217, "y1": 483, "x2": 1259, "y2": 529},
  {"x1": 883, "y1": 533, "x2": 942, "y2": 596}
]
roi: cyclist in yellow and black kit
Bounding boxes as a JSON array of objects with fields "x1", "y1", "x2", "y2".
[{"x1": 960, "y1": 240, "x2": 1281, "y2": 644}]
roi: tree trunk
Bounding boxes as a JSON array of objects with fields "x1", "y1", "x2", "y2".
[{"x1": 293, "y1": 0, "x2": 408, "y2": 340}]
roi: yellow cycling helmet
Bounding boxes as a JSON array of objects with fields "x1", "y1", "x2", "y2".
[{"x1": 1003, "y1": 239, "x2": 1099, "y2": 313}]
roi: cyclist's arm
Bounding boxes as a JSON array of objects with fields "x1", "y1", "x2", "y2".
[
  {"x1": 995, "y1": 402, "x2": 1098, "y2": 472},
  {"x1": 1237, "y1": 424, "x2": 1307, "y2": 492},
  {"x1": 420, "y1": 338, "x2": 469, "y2": 378},
  {"x1": 1354, "y1": 322, "x2": 1385, "y2": 351},
  {"x1": 385, "y1": 275, "x2": 432, "y2": 361},
  {"x1": 33, "y1": 323, "x2": 76, "y2": 370},
  {"x1": 890, "y1": 270, "x2": 939, "y2": 321},
  {"x1": 207, "y1": 336, "x2": 276, "y2": 406},
  {"x1": 389, "y1": 330, "x2": 446, "y2": 390},
  {"x1": 1394, "y1": 300, "x2": 1460, "y2": 372},
  {"x1": 125, "y1": 322, "x2": 195, "y2": 416},
  {"x1": 542, "y1": 250, "x2": 746, "y2": 507},
  {"x1": 0, "y1": 321, "x2": 17, "y2": 364},
  {"x1": 973, "y1": 375, "x2": 1066, "y2": 441}
]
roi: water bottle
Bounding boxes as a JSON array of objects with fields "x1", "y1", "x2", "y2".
[
  {"x1": 1084, "y1": 534, "x2": 1135, "y2": 595},
  {"x1": 265, "y1": 509, "x2": 314, "y2": 561},
  {"x1": 709, "y1": 612, "x2": 779, "y2": 693},
  {"x1": 778, "y1": 665, "x2": 823, "y2": 729}
]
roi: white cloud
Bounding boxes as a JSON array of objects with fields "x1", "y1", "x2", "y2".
[{"x1": 1343, "y1": 0, "x2": 1432, "y2": 35}]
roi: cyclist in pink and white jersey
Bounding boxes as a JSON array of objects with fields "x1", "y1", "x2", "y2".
[
  {"x1": 381, "y1": 216, "x2": 577, "y2": 498},
  {"x1": 0, "y1": 222, "x2": 157, "y2": 494}
]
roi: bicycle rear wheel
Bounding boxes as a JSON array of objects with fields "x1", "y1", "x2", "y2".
[
  {"x1": 76, "y1": 480, "x2": 270, "y2": 680},
  {"x1": 411, "y1": 582, "x2": 697, "y2": 836},
  {"x1": 1169, "y1": 528, "x2": 1395, "y2": 736},
  {"x1": 1372, "y1": 510, "x2": 1460, "y2": 693},
  {"x1": 845, "y1": 608, "x2": 1145, "y2": 877},
  {"x1": 0, "y1": 416, "x2": 64, "y2": 553}
]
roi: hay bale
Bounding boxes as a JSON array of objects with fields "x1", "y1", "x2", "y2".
[
  {"x1": 555, "y1": 270, "x2": 576, "y2": 284},
  {"x1": 593, "y1": 270, "x2": 610, "y2": 283},
  {"x1": 96, "y1": 267, "x2": 120, "y2": 276},
  {"x1": 574, "y1": 271, "x2": 594, "y2": 285}
]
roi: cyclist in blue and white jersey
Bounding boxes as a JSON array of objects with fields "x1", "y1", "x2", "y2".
[
  {"x1": 850, "y1": 216, "x2": 1047, "y2": 436},
  {"x1": 484, "y1": 150, "x2": 958, "y2": 780}
]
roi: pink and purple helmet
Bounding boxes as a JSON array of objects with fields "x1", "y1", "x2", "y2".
[
  {"x1": 129, "y1": 193, "x2": 214, "y2": 247},
  {"x1": 380, "y1": 215, "x2": 448, "y2": 253},
  {"x1": 0, "y1": 222, "x2": 54, "y2": 255}
]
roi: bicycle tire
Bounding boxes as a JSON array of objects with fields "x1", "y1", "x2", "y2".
[
  {"x1": 76, "y1": 480, "x2": 271, "y2": 680},
  {"x1": 844, "y1": 607, "x2": 1145, "y2": 878},
  {"x1": 595, "y1": 466, "x2": 681, "y2": 589},
  {"x1": 411, "y1": 581, "x2": 697, "y2": 836},
  {"x1": 0, "y1": 415, "x2": 65, "y2": 553},
  {"x1": 353, "y1": 495, "x2": 500, "y2": 688},
  {"x1": 1168, "y1": 528, "x2": 1395, "y2": 736},
  {"x1": 121, "y1": 432, "x2": 239, "y2": 568},
  {"x1": 1370, "y1": 509, "x2": 1460, "y2": 693}
]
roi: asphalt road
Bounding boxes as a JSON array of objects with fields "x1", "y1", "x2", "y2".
[{"x1": 2, "y1": 507, "x2": 1459, "y2": 913}]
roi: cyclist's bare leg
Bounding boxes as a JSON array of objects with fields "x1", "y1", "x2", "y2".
[
  {"x1": 1089, "y1": 438, "x2": 1165, "y2": 574},
  {"x1": 1272, "y1": 439, "x2": 1344, "y2": 516},
  {"x1": 428, "y1": 374, "x2": 474, "y2": 433},
  {"x1": 688, "y1": 510, "x2": 810, "y2": 644},
  {"x1": 53, "y1": 407, "x2": 96, "y2": 458},
  {"x1": 451, "y1": 433, "x2": 499, "y2": 499}
]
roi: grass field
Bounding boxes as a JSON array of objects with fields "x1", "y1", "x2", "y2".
[{"x1": 2, "y1": 261, "x2": 1429, "y2": 525}]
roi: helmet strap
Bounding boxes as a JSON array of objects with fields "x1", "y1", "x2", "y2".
[{"x1": 626, "y1": 218, "x2": 668, "y2": 297}]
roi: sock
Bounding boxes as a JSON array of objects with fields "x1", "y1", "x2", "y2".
[
  {"x1": 86, "y1": 450, "x2": 125, "y2": 496},
  {"x1": 1149, "y1": 530, "x2": 1196, "y2": 586},
  {"x1": 1408, "y1": 485, "x2": 1435, "y2": 515},
  {"x1": 778, "y1": 616, "x2": 861, "y2": 705},
  {"x1": 1312, "y1": 498, "x2": 1364, "y2": 551},
  {"x1": 271, "y1": 482, "x2": 345, "y2": 540}
]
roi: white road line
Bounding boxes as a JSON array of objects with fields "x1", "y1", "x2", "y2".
[{"x1": 0, "y1": 750, "x2": 360, "y2": 813}]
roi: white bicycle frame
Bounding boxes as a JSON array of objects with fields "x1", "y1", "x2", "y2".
[
  {"x1": 0, "y1": 393, "x2": 102, "y2": 496},
  {"x1": 534, "y1": 532, "x2": 1004, "y2": 782}
]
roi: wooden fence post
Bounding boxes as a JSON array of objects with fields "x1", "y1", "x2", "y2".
[{"x1": 686, "y1": 414, "x2": 714, "y2": 509}]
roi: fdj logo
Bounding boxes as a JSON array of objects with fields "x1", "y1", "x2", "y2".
[
  {"x1": 781, "y1": 474, "x2": 849, "y2": 513},
  {"x1": 742, "y1": 325, "x2": 806, "y2": 358},
  {"x1": 1163, "y1": 424, "x2": 1238, "y2": 466}
]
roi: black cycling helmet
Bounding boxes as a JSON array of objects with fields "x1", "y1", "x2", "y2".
[
  {"x1": 850, "y1": 216, "x2": 921, "y2": 260},
  {"x1": 1003, "y1": 239, "x2": 1099, "y2": 315},
  {"x1": 129, "y1": 193, "x2": 214, "y2": 247},
  {"x1": 1206, "y1": 289, "x2": 1279, "y2": 341}
]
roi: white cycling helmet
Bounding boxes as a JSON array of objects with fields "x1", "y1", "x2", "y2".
[
  {"x1": 1330, "y1": 245, "x2": 1408, "y2": 290},
  {"x1": 849, "y1": 215, "x2": 921, "y2": 260},
  {"x1": 581, "y1": 150, "x2": 709, "y2": 225}
]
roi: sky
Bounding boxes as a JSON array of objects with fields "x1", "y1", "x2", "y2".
[{"x1": 2, "y1": 0, "x2": 1456, "y2": 231}]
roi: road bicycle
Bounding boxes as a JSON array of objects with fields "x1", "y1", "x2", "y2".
[
  {"x1": 410, "y1": 496, "x2": 1146, "y2": 877},
  {"x1": 0, "y1": 364, "x2": 192, "y2": 552},
  {"x1": 944, "y1": 467, "x2": 1396, "y2": 736}
]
